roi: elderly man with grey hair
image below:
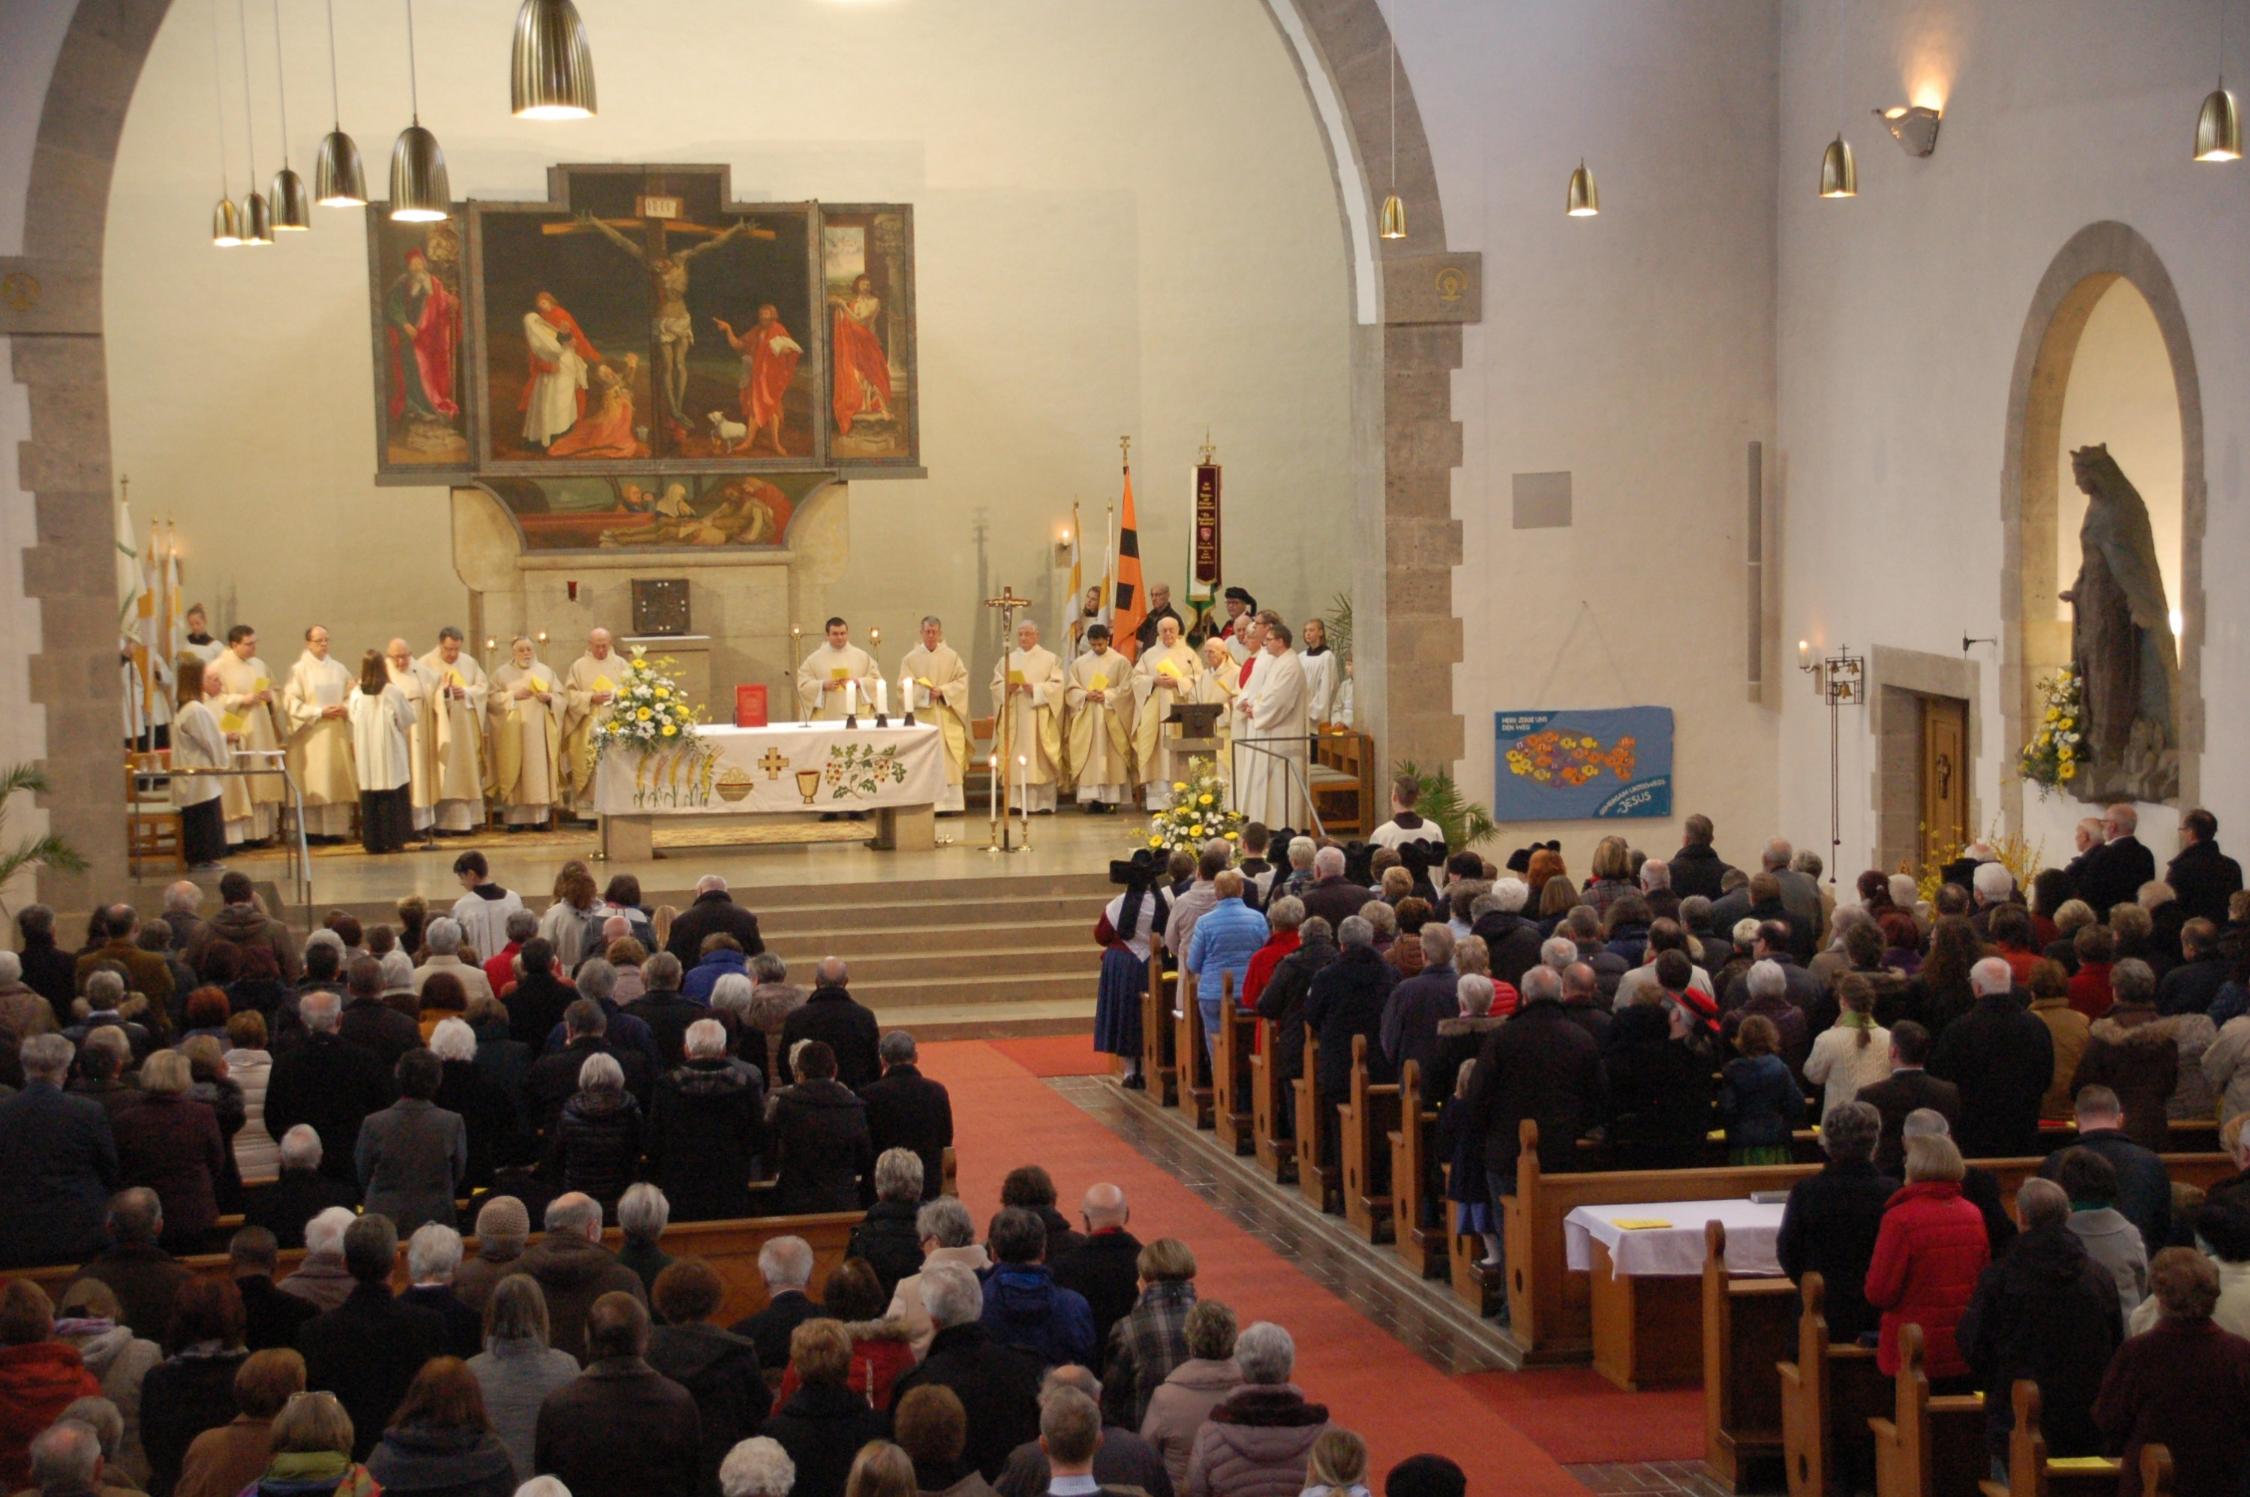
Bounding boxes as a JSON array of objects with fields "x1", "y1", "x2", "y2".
[
  {"x1": 1302, "y1": 914, "x2": 1398, "y2": 1170},
  {"x1": 1181, "y1": 1323, "x2": 1332, "y2": 1497},
  {"x1": 0, "y1": 1031, "x2": 117, "y2": 1268},
  {"x1": 1298, "y1": 844, "x2": 1374, "y2": 932},
  {"x1": 1466, "y1": 875, "x2": 1544, "y2": 991},
  {"x1": 719, "y1": 1436, "x2": 797, "y2": 1497},
  {"x1": 847, "y1": 1147, "x2": 930, "y2": 1299},
  {"x1": 27, "y1": 1418, "x2": 108, "y2": 1496},
  {"x1": 1927, "y1": 953, "x2": 2055, "y2": 1159},
  {"x1": 887, "y1": 1197, "x2": 992, "y2": 1358},
  {"x1": 648, "y1": 1016, "x2": 765, "y2": 1223},
  {"x1": 1717, "y1": 957, "x2": 1810, "y2": 1075},
  {"x1": 722, "y1": 1235, "x2": 819, "y2": 1373},
  {"x1": 402, "y1": 1222, "x2": 483, "y2": 1357},
  {"x1": 276, "y1": 1204, "x2": 361, "y2": 1311},
  {"x1": 1380, "y1": 920, "x2": 1460, "y2": 1076},
  {"x1": 665, "y1": 871, "x2": 765, "y2": 966},
  {"x1": 775, "y1": 955, "x2": 881, "y2": 1088},
  {"x1": 890, "y1": 1262, "x2": 1044, "y2": 1482},
  {"x1": 505, "y1": 1192, "x2": 647, "y2": 1364},
  {"x1": 411, "y1": 916, "x2": 496, "y2": 1003},
  {"x1": 243, "y1": 1120, "x2": 357, "y2": 1253},
  {"x1": 860, "y1": 1028, "x2": 952, "y2": 1202},
  {"x1": 261, "y1": 980, "x2": 392, "y2": 1190},
  {"x1": 1775, "y1": 1099, "x2": 1896, "y2": 1345}
]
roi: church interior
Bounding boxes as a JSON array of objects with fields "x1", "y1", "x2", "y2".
[{"x1": 1, "y1": 1, "x2": 2247, "y2": 1494}]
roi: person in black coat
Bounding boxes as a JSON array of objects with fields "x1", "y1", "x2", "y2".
[
  {"x1": 2167, "y1": 810, "x2": 2245, "y2": 926},
  {"x1": 1853, "y1": 1022, "x2": 1962, "y2": 1177},
  {"x1": 137, "y1": 1277, "x2": 252, "y2": 1497},
  {"x1": 849, "y1": 1149, "x2": 931, "y2": 1300},
  {"x1": 1668, "y1": 817, "x2": 1734, "y2": 901},
  {"x1": 1927, "y1": 959, "x2": 2055, "y2": 1159},
  {"x1": 14, "y1": 905, "x2": 79, "y2": 1028},
  {"x1": 534, "y1": 1294, "x2": 703, "y2": 1497},
  {"x1": 244, "y1": 1128, "x2": 361, "y2": 1250},
  {"x1": 503, "y1": 943, "x2": 578, "y2": 1048},
  {"x1": 859, "y1": 1033, "x2": 953, "y2": 1199},
  {"x1": 1301, "y1": 919, "x2": 1399, "y2": 1166},
  {"x1": 1600, "y1": 997, "x2": 1717, "y2": 1170},
  {"x1": 429, "y1": 1026, "x2": 524, "y2": 1191},
  {"x1": 890, "y1": 1265, "x2": 1043, "y2": 1482},
  {"x1": 1462, "y1": 968, "x2": 1604, "y2": 1193},
  {"x1": 648, "y1": 1021, "x2": 767, "y2": 1223},
  {"x1": 228, "y1": 1227, "x2": 320, "y2": 1352},
  {"x1": 1047, "y1": 1185, "x2": 1144, "y2": 1356},
  {"x1": 542, "y1": 1054, "x2": 644, "y2": 1218},
  {"x1": 1774, "y1": 1100, "x2": 1898, "y2": 1345},
  {"x1": 2079, "y1": 811, "x2": 2157, "y2": 920},
  {"x1": 646, "y1": 1259, "x2": 772, "y2": 1497},
  {"x1": 1254, "y1": 920, "x2": 1336, "y2": 1135},
  {"x1": 1958, "y1": 1177, "x2": 2122, "y2": 1467},
  {"x1": 526, "y1": 1003, "x2": 651, "y2": 1136},
  {"x1": 1468, "y1": 894, "x2": 1545, "y2": 993},
  {"x1": 769, "y1": 1041, "x2": 875, "y2": 1214},
  {"x1": 0, "y1": 1036, "x2": 118, "y2": 1269},
  {"x1": 296, "y1": 1215, "x2": 446, "y2": 1461},
  {"x1": 726, "y1": 1235, "x2": 824, "y2": 1372},
  {"x1": 761, "y1": 1317, "x2": 891, "y2": 1497},
  {"x1": 337, "y1": 962, "x2": 423, "y2": 1072},
  {"x1": 259, "y1": 994, "x2": 394, "y2": 1185},
  {"x1": 663, "y1": 877, "x2": 765, "y2": 966},
  {"x1": 2037, "y1": 1087, "x2": 2173, "y2": 1255},
  {"x1": 777, "y1": 965, "x2": 882, "y2": 1089},
  {"x1": 624, "y1": 980, "x2": 705, "y2": 1071}
]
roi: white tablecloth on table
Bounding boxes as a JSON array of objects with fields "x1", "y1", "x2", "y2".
[
  {"x1": 1563, "y1": 1199, "x2": 1787, "y2": 1279},
  {"x1": 592, "y1": 721, "x2": 946, "y2": 816}
]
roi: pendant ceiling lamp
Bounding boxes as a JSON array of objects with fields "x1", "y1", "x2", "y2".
[
  {"x1": 236, "y1": 0, "x2": 273, "y2": 243},
  {"x1": 1379, "y1": 36, "x2": 1406, "y2": 239},
  {"x1": 389, "y1": 0, "x2": 451, "y2": 221},
  {"x1": 268, "y1": 0, "x2": 309, "y2": 229},
  {"x1": 511, "y1": 0, "x2": 597, "y2": 120},
  {"x1": 2196, "y1": 0, "x2": 2241, "y2": 161},
  {"x1": 208, "y1": 0, "x2": 240, "y2": 245},
  {"x1": 313, "y1": 0, "x2": 366, "y2": 205},
  {"x1": 1819, "y1": 133, "x2": 1857, "y2": 197},
  {"x1": 1566, "y1": 159, "x2": 1600, "y2": 217}
]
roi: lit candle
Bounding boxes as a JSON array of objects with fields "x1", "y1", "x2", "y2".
[
  {"x1": 484, "y1": 637, "x2": 495, "y2": 654},
  {"x1": 1018, "y1": 754, "x2": 1030, "y2": 826},
  {"x1": 845, "y1": 680, "x2": 858, "y2": 718},
  {"x1": 536, "y1": 630, "x2": 548, "y2": 646},
  {"x1": 988, "y1": 754, "x2": 1000, "y2": 828},
  {"x1": 1797, "y1": 639, "x2": 1810, "y2": 670}
]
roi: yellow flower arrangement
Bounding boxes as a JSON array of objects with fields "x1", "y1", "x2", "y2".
[
  {"x1": 2019, "y1": 670, "x2": 2084, "y2": 797},
  {"x1": 1140, "y1": 757, "x2": 1244, "y2": 856}
]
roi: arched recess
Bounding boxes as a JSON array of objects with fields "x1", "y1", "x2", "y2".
[
  {"x1": 1997, "y1": 221, "x2": 2206, "y2": 835},
  {"x1": 11, "y1": 0, "x2": 1464, "y2": 903}
]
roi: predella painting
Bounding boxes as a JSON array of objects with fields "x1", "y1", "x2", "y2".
[
  {"x1": 478, "y1": 472, "x2": 833, "y2": 551},
  {"x1": 368, "y1": 210, "x2": 473, "y2": 477}
]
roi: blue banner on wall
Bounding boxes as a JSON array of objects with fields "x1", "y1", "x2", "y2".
[{"x1": 1492, "y1": 707, "x2": 1674, "y2": 821}]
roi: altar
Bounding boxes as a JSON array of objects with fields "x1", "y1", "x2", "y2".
[{"x1": 595, "y1": 720, "x2": 946, "y2": 859}]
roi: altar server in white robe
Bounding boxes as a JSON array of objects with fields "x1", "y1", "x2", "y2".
[
  {"x1": 1064, "y1": 624, "x2": 1136, "y2": 813},
  {"x1": 180, "y1": 604, "x2": 224, "y2": 668},
  {"x1": 207, "y1": 625, "x2": 286, "y2": 846},
  {"x1": 170, "y1": 659, "x2": 231, "y2": 869},
  {"x1": 384, "y1": 639, "x2": 440, "y2": 837},
  {"x1": 1132, "y1": 615, "x2": 1203, "y2": 810},
  {"x1": 418, "y1": 628, "x2": 490, "y2": 833},
  {"x1": 281, "y1": 626, "x2": 360, "y2": 840},
  {"x1": 1233, "y1": 622, "x2": 1309, "y2": 827},
  {"x1": 1299, "y1": 617, "x2": 1341, "y2": 727},
  {"x1": 561, "y1": 628, "x2": 623, "y2": 813},
  {"x1": 898, "y1": 615, "x2": 969, "y2": 813},
  {"x1": 1193, "y1": 636, "x2": 1239, "y2": 791},
  {"x1": 490, "y1": 637, "x2": 565, "y2": 828},
  {"x1": 796, "y1": 616, "x2": 880, "y2": 722},
  {"x1": 991, "y1": 618, "x2": 1065, "y2": 814},
  {"x1": 346, "y1": 649, "x2": 417, "y2": 855}
]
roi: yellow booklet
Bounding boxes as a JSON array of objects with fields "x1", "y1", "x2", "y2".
[
  {"x1": 1008, "y1": 669, "x2": 1026, "y2": 687},
  {"x1": 445, "y1": 669, "x2": 464, "y2": 689},
  {"x1": 593, "y1": 675, "x2": 614, "y2": 693},
  {"x1": 2046, "y1": 1460, "x2": 2118, "y2": 1472},
  {"x1": 1157, "y1": 660, "x2": 1180, "y2": 678},
  {"x1": 1610, "y1": 1219, "x2": 1673, "y2": 1230},
  {"x1": 254, "y1": 676, "x2": 271, "y2": 692},
  {"x1": 1091, "y1": 673, "x2": 1108, "y2": 690},
  {"x1": 220, "y1": 711, "x2": 246, "y2": 734},
  {"x1": 831, "y1": 667, "x2": 851, "y2": 681}
]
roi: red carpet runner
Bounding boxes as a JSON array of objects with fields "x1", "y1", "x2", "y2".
[{"x1": 918, "y1": 1040, "x2": 1701, "y2": 1483}]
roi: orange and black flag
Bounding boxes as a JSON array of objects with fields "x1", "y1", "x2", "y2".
[{"x1": 1111, "y1": 454, "x2": 1146, "y2": 659}]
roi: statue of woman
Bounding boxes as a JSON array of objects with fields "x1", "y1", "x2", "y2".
[{"x1": 2060, "y1": 443, "x2": 2177, "y2": 793}]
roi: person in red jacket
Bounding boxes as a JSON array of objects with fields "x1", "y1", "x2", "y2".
[
  {"x1": 1865, "y1": 1129, "x2": 1992, "y2": 1386},
  {"x1": 0, "y1": 1280, "x2": 102, "y2": 1489}
]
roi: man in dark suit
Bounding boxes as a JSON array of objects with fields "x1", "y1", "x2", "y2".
[
  {"x1": 1928, "y1": 958, "x2": 2055, "y2": 1159},
  {"x1": 1132, "y1": 583, "x2": 1184, "y2": 655},
  {"x1": 2079, "y1": 803, "x2": 2157, "y2": 918},
  {"x1": 1048, "y1": 1184, "x2": 1144, "y2": 1355},
  {"x1": 726, "y1": 1234, "x2": 824, "y2": 1371},
  {"x1": 859, "y1": 1031, "x2": 953, "y2": 1199},
  {"x1": 261, "y1": 991, "x2": 393, "y2": 1184},
  {"x1": 0, "y1": 1033, "x2": 118, "y2": 1270},
  {"x1": 535, "y1": 1293, "x2": 703, "y2": 1497},
  {"x1": 1854, "y1": 1021, "x2": 1962, "y2": 1177},
  {"x1": 663, "y1": 873, "x2": 764, "y2": 966},
  {"x1": 228, "y1": 1226, "x2": 320, "y2": 1352},
  {"x1": 777, "y1": 959, "x2": 881, "y2": 1088},
  {"x1": 890, "y1": 1263, "x2": 1044, "y2": 1481},
  {"x1": 2167, "y1": 808, "x2": 2245, "y2": 926},
  {"x1": 244, "y1": 1124, "x2": 360, "y2": 1248},
  {"x1": 337, "y1": 955, "x2": 421, "y2": 1069},
  {"x1": 1668, "y1": 813, "x2": 1735, "y2": 901},
  {"x1": 297, "y1": 1214, "x2": 447, "y2": 1460}
]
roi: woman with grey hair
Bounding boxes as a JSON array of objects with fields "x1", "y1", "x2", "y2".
[
  {"x1": 467, "y1": 1275, "x2": 579, "y2": 1485},
  {"x1": 615, "y1": 1182, "x2": 674, "y2": 1293},
  {"x1": 886, "y1": 1199, "x2": 990, "y2": 1359},
  {"x1": 719, "y1": 1436, "x2": 797, "y2": 1497},
  {"x1": 1774, "y1": 1099, "x2": 1895, "y2": 1345},
  {"x1": 848, "y1": 1149, "x2": 929, "y2": 1299},
  {"x1": 1181, "y1": 1322, "x2": 1332, "y2": 1497},
  {"x1": 1140, "y1": 1300, "x2": 1244, "y2": 1487},
  {"x1": 544, "y1": 1051, "x2": 643, "y2": 1218}
]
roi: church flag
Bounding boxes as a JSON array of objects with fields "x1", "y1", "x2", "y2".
[
  {"x1": 1188, "y1": 441, "x2": 1221, "y2": 619},
  {"x1": 1112, "y1": 459, "x2": 1146, "y2": 660},
  {"x1": 1064, "y1": 502, "x2": 1085, "y2": 661}
]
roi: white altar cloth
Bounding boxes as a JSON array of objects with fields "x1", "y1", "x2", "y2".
[
  {"x1": 1563, "y1": 1199, "x2": 1787, "y2": 1279},
  {"x1": 592, "y1": 721, "x2": 946, "y2": 816}
]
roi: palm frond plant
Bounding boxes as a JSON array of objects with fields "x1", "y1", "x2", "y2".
[
  {"x1": 1392, "y1": 759, "x2": 1497, "y2": 850},
  {"x1": 1323, "y1": 593, "x2": 1353, "y2": 664},
  {"x1": 0, "y1": 763, "x2": 87, "y2": 917}
]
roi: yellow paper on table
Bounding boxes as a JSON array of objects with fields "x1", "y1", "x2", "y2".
[{"x1": 1609, "y1": 1219, "x2": 1674, "y2": 1230}]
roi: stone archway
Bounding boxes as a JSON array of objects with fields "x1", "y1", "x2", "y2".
[
  {"x1": 1997, "y1": 221, "x2": 2206, "y2": 834},
  {"x1": 6, "y1": 0, "x2": 1469, "y2": 904}
]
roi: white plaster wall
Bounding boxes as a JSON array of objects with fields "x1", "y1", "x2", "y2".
[
  {"x1": 1775, "y1": 0, "x2": 2248, "y2": 881},
  {"x1": 99, "y1": 0, "x2": 1352, "y2": 692},
  {"x1": 1384, "y1": 0, "x2": 1783, "y2": 867}
]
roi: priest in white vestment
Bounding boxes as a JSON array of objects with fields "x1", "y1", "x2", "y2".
[
  {"x1": 1064, "y1": 624, "x2": 1136, "y2": 813},
  {"x1": 561, "y1": 628, "x2": 623, "y2": 814},
  {"x1": 990, "y1": 619, "x2": 1065, "y2": 814},
  {"x1": 1300, "y1": 617, "x2": 1341, "y2": 727},
  {"x1": 384, "y1": 639, "x2": 440, "y2": 837},
  {"x1": 796, "y1": 617, "x2": 881, "y2": 722},
  {"x1": 1233, "y1": 623, "x2": 1309, "y2": 827},
  {"x1": 346, "y1": 649, "x2": 418, "y2": 854},
  {"x1": 490, "y1": 637, "x2": 565, "y2": 828},
  {"x1": 281, "y1": 625, "x2": 359, "y2": 840},
  {"x1": 1193, "y1": 636, "x2": 1239, "y2": 791},
  {"x1": 207, "y1": 626, "x2": 286, "y2": 846},
  {"x1": 418, "y1": 629, "x2": 490, "y2": 833},
  {"x1": 1131, "y1": 615, "x2": 1203, "y2": 810},
  {"x1": 898, "y1": 615, "x2": 969, "y2": 813},
  {"x1": 170, "y1": 659, "x2": 231, "y2": 869}
]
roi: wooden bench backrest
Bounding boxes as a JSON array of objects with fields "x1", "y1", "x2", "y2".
[
  {"x1": 1995, "y1": 1380, "x2": 2121, "y2": 1497},
  {"x1": 1703, "y1": 1220, "x2": 1797, "y2": 1485},
  {"x1": 1294, "y1": 1029, "x2": 1330, "y2": 1210},
  {"x1": 1250, "y1": 1017, "x2": 1291, "y2": 1180},
  {"x1": 1870, "y1": 1323, "x2": 1985, "y2": 1497},
  {"x1": 1211, "y1": 973, "x2": 1255, "y2": 1155},
  {"x1": 1144, "y1": 957, "x2": 1179, "y2": 1107},
  {"x1": 1389, "y1": 1061, "x2": 1444, "y2": 1278},
  {"x1": 1339, "y1": 1033, "x2": 1401, "y2": 1241}
]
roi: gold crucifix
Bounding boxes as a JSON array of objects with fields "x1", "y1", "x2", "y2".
[{"x1": 757, "y1": 747, "x2": 789, "y2": 780}]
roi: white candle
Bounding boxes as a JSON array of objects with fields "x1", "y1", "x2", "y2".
[
  {"x1": 1018, "y1": 753, "x2": 1029, "y2": 825},
  {"x1": 845, "y1": 680, "x2": 858, "y2": 717},
  {"x1": 875, "y1": 678, "x2": 889, "y2": 717},
  {"x1": 988, "y1": 754, "x2": 999, "y2": 828}
]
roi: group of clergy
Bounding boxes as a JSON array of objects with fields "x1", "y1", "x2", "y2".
[{"x1": 791, "y1": 598, "x2": 1340, "y2": 825}]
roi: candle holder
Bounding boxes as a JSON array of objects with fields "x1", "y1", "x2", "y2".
[
  {"x1": 874, "y1": 711, "x2": 890, "y2": 728},
  {"x1": 845, "y1": 709, "x2": 859, "y2": 730}
]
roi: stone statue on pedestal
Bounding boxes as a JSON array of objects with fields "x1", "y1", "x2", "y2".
[{"x1": 2060, "y1": 443, "x2": 2178, "y2": 803}]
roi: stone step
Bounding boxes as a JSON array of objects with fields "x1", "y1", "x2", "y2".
[
  {"x1": 754, "y1": 896, "x2": 1104, "y2": 935},
  {"x1": 692, "y1": 872, "x2": 1115, "y2": 909},
  {"x1": 853, "y1": 970, "x2": 1097, "y2": 1014},
  {"x1": 828, "y1": 945, "x2": 1098, "y2": 984},
  {"x1": 752, "y1": 925, "x2": 1091, "y2": 963}
]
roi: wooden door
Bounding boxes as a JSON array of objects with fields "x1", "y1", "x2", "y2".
[{"x1": 1919, "y1": 697, "x2": 1970, "y2": 855}]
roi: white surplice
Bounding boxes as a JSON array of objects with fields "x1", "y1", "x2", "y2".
[
  {"x1": 348, "y1": 684, "x2": 417, "y2": 794},
  {"x1": 1232, "y1": 648, "x2": 1308, "y2": 827},
  {"x1": 282, "y1": 651, "x2": 359, "y2": 835},
  {"x1": 206, "y1": 649, "x2": 285, "y2": 843},
  {"x1": 386, "y1": 658, "x2": 440, "y2": 831},
  {"x1": 990, "y1": 645, "x2": 1064, "y2": 814},
  {"x1": 418, "y1": 648, "x2": 490, "y2": 832},
  {"x1": 795, "y1": 642, "x2": 880, "y2": 722}
]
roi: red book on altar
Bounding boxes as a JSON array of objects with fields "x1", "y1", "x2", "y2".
[{"x1": 734, "y1": 685, "x2": 768, "y2": 728}]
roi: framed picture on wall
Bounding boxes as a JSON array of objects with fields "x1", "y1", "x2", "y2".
[
  {"x1": 366, "y1": 205, "x2": 475, "y2": 484},
  {"x1": 819, "y1": 204, "x2": 920, "y2": 473}
]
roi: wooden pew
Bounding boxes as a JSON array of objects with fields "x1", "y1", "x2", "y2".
[
  {"x1": 1249, "y1": 1017, "x2": 1294, "y2": 1183},
  {"x1": 1868, "y1": 1323, "x2": 1985, "y2": 1497},
  {"x1": 1293, "y1": 1030, "x2": 1338, "y2": 1212},
  {"x1": 1337, "y1": 1034, "x2": 1400, "y2": 1243},
  {"x1": 1702, "y1": 1220, "x2": 1798, "y2": 1490},
  {"x1": 1174, "y1": 975, "x2": 1214, "y2": 1129},
  {"x1": 1143, "y1": 956, "x2": 1179, "y2": 1108},
  {"x1": 1448, "y1": 1168, "x2": 1505, "y2": 1316},
  {"x1": 1778, "y1": 1273, "x2": 1886, "y2": 1497},
  {"x1": 1388, "y1": 1061, "x2": 1445, "y2": 1279},
  {"x1": 1977, "y1": 1382, "x2": 2119, "y2": 1497},
  {"x1": 1209, "y1": 975, "x2": 1256, "y2": 1156}
]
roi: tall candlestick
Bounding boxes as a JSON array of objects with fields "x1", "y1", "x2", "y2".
[
  {"x1": 845, "y1": 680, "x2": 858, "y2": 718},
  {"x1": 988, "y1": 754, "x2": 999, "y2": 832},
  {"x1": 1018, "y1": 754, "x2": 1029, "y2": 828}
]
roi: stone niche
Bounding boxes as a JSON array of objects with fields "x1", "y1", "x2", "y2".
[{"x1": 449, "y1": 479, "x2": 851, "y2": 718}]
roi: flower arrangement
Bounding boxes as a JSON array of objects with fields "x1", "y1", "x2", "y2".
[
  {"x1": 2018, "y1": 669, "x2": 2084, "y2": 796},
  {"x1": 590, "y1": 646, "x2": 716, "y2": 807},
  {"x1": 1142, "y1": 756, "x2": 1243, "y2": 855},
  {"x1": 1906, "y1": 821, "x2": 2047, "y2": 906}
]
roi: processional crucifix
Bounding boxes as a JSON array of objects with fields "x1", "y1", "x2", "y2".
[{"x1": 984, "y1": 585, "x2": 1034, "y2": 852}]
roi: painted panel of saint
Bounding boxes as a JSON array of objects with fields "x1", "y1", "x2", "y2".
[
  {"x1": 367, "y1": 210, "x2": 472, "y2": 479},
  {"x1": 478, "y1": 473, "x2": 821, "y2": 551},
  {"x1": 820, "y1": 206, "x2": 918, "y2": 466}
]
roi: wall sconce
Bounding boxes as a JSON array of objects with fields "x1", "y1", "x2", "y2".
[
  {"x1": 1054, "y1": 526, "x2": 1074, "y2": 565},
  {"x1": 1874, "y1": 105, "x2": 1942, "y2": 157},
  {"x1": 1819, "y1": 643, "x2": 1867, "y2": 887},
  {"x1": 1798, "y1": 639, "x2": 1821, "y2": 696}
]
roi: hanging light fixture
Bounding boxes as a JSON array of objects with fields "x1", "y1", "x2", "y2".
[
  {"x1": 1819, "y1": 133, "x2": 1858, "y2": 196},
  {"x1": 312, "y1": 0, "x2": 366, "y2": 206},
  {"x1": 389, "y1": 0, "x2": 451, "y2": 221},
  {"x1": 268, "y1": 0, "x2": 309, "y2": 229},
  {"x1": 208, "y1": 0, "x2": 240, "y2": 246},
  {"x1": 1566, "y1": 159, "x2": 1600, "y2": 217},
  {"x1": 1379, "y1": 36, "x2": 1406, "y2": 239},
  {"x1": 2196, "y1": 0, "x2": 2241, "y2": 161},
  {"x1": 236, "y1": 0, "x2": 273, "y2": 243},
  {"x1": 511, "y1": 0, "x2": 597, "y2": 120}
]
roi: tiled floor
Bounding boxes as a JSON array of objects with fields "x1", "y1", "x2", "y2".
[{"x1": 1566, "y1": 1461, "x2": 1738, "y2": 1495}]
